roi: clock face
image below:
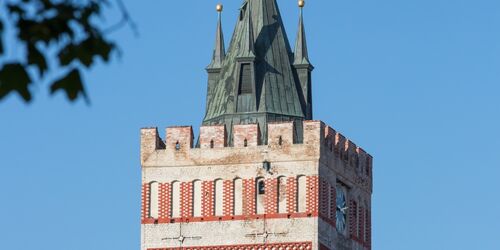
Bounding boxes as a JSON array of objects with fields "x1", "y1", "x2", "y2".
[{"x1": 336, "y1": 186, "x2": 347, "y2": 234}]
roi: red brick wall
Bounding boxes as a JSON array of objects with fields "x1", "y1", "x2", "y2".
[
  {"x1": 180, "y1": 182, "x2": 193, "y2": 218},
  {"x1": 141, "y1": 183, "x2": 150, "y2": 221},
  {"x1": 142, "y1": 176, "x2": 326, "y2": 224},
  {"x1": 286, "y1": 176, "x2": 297, "y2": 213},
  {"x1": 159, "y1": 183, "x2": 171, "y2": 221},
  {"x1": 349, "y1": 200, "x2": 358, "y2": 240},
  {"x1": 358, "y1": 207, "x2": 365, "y2": 245},
  {"x1": 223, "y1": 180, "x2": 234, "y2": 216},
  {"x1": 265, "y1": 178, "x2": 278, "y2": 214},
  {"x1": 365, "y1": 208, "x2": 372, "y2": 249},
  {"x1": 243, "y1": 178, "x2": 256, "y2": 215},
  {"x1": 202, "y1": 181, "x2": 215, "y2": 217},
  {"x1": 319, "y1": 178, "x2": 329, "y2": 218},
  {"x1": 329, "y1": 185, "x2": 336, "y2": 224},
  {"x1": 149, "y1": 241, "x2": 313, "y2": 250},
  {"x1": 306, "y1": 176, "x2": 319, "y2": 215}
]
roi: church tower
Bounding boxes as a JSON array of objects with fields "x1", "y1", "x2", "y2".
[{"x1": 140, "y1": 1, "x2": 373, "y2": 250}]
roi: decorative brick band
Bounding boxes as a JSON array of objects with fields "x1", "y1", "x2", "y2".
[
  {"x1": 286, "y1": 177, "x2": 297, "y2": 214},
  {"x1": 149, "y1": 241, "x2": 312, "y2": 250},
  {"x1": 141, "y1": 183, "x2": 150, "y2": 222},
  {"x1": 223, "y1": 180, "x2": 234, "y2": 216},
  {"x1": 243, "y1": 179, "x2": 256, "y2": 216},
  {"x1": 202, "y1": 181, "x2": 215, "y2": 217},
  {"x1": 306, "y1": 176, "x2": 318, "y2": 215},
  {"x1": 159, "y1": 183, "x2": 171, "y2": 222},
  {"x1": 181, "y1": 182, "x2": 193, "y2": 218},
  {"x1": 265, "y1": 178, "x2": 278, "y2": 214}
]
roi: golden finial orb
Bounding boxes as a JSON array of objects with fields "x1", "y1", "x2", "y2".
[
  {"x1": 216, "y1": 3, "x2": 223, "y2": 12},
  {"x1": 298, "y1": 0, "x2": 305, "y2": 8}
]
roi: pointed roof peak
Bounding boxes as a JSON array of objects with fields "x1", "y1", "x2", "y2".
[
  {"x1": 294, "y1": 5, "x2": 312, "y2": 66},
  {"x1": 237, "y1": 1, "x2": 255, "y2": 58},
  {"x1": 207, "y1": 6, "x2": 226, "y2": 70}
]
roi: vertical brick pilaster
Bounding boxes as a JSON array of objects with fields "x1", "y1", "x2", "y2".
[
  {"x1": 366, "y1": 209, "x2": 372, "y2": 250},
  {"x1": 358, "y1": 207, "x2": 365, "y2": 245},
  {"x1": 243, "y1": 179, "x2": 256, "y2": 215},
  {"x1": 202, "y1": 181, "x2": 215, "y2": 217},
  {"x1": 286, "y1": 177, "x2": 297, "y2": 213},
  {"x1": 141, "y1": 183, "x2": 150, "y2": 221},
  {"x1": 159, "y1": 183, "x2": 171, "y2": 221},
  {"x1": 180, "y1": 182, "x2": 193, "y2": 218},
  {"x1": 306, "y1": 176, "x2": 319, "y2": 214},
  {"x1": 349, "y1": 200, "x2": 358, "y2": 240},
  {"x1": 319, "y1": 178, "x2": 329, "y2": 218},
  {"x1": 265, "y1": 178, "x2": 278, "y2": 214},
  {"x1": 329, "y1": 185, "x2": 336, "y2": 224},
  {"x1": 223, "y1": 180, "x2": 234, "y2": 216}
]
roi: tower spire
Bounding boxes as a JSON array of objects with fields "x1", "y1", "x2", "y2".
[
  {"x1": 207, "y1": 3, "x2": 226, "y2": 69},
  {"x1": 294, "y1": 1, "x2": 311, "y2": 65},
  {"x1": 293, "y1": 0, "x2": 314, "y2": 120}
]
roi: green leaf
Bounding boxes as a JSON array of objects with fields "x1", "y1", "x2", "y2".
[
  {"x1": 50, "y1": 69, "x2": 88, "y2": 102},
  {"x1": 0, "y1": 63, "x2": 33, "y2": 102},
  {"x1": 28, "y1": 43, "x2": 48, "y2": 76}
]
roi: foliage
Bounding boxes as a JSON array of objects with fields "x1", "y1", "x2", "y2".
[{"x1": 0, "y1": 0, "x2": 135, "y2": 103}]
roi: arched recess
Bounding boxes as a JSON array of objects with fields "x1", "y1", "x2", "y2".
[
  {"x1": 193, "y1": 180, "x2": 202, "y2": 217},
  {"x1": 297, "y1": 175, "x2": 307, "y2": 213},
  {"x1": 278, "y1": 176, "x2": 287, "y2": 214},
  {"x1": 234, "y1": 178, "x2": 243, "y2": 216},
  {"x1": 171, "y1": 181, "x2": 181, "y2": 218},
  {"x1": 149, "y1": 182, "x2": 159, "y2": 219},
  {"x1": 256, "y1": 177, "x2": 265, "y2": 214},
  {"x1": 214, "y1": 179, "x2": 224, "y2": 216}
]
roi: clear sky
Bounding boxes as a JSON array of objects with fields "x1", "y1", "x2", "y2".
[{"x1": 1, "y1": 0, "x2": 499, "y2": 249}]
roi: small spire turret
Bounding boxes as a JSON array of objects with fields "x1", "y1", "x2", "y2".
[
  {"x1": 293, "y1": 1, "x2": 314, "y2": 120},
  {"x1": 207, "y1": 3, "x2": 226, "y2": 69},
  {"x1": 294, "y1": 1, "x2": 311, "y2": 66}
]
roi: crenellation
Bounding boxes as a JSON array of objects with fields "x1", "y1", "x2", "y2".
[
  {"x1": 267, "y1": 121, "x2": 295, "y2": 146},
  {"x1": 233, "y1": 124, "x2": 260, "y2": 147},
  {"x1": 200, "y1": 125, "x2": 227, "y2": 148},
  {"x1": 166, "y1": 126, "x2": 194, "y2": 151},
  {"x1": 141, "y1": 127, "x2": 166, "y2": 164}
]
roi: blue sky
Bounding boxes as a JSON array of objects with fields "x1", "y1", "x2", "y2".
[{"x1": 1, "y1": 0, "x2": 499, "y2": 249}]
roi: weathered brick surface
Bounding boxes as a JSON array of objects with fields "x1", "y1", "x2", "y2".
[
  {"x1": 166, "y1": 126, "x2": 193, "y2": 151},
  {"x1": 268, "y1": 122, "x2": 294, "y2": 146},
  {"x1": 141, "y1": 121, "x2": 373, "y2": 250},
  {"x1": 233, "y1": 124, "x2": 260, "y2": 147},
  {"x1": 200, "y1": 125, "x2": 226, "y2": 148}
]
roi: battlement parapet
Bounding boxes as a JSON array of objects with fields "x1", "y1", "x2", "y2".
[{"x1": 140, "y1": 121, "x2": 372, "y2": 175}]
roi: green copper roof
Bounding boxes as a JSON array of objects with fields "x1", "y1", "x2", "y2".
[{"x1": 203, "y1": 0, "x2": 312, "y2": 144}]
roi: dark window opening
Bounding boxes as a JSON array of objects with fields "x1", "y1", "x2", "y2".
[
  {"x1": 175, "y1": 141, "x2": 180, "y2": 151},
  {"x1": 210, "y1": 140, "x2": 214, "y2": 149},
  {"x1": 258, "y1": 180, "x2": 265, "y2": 195},
  {"x1": 278, "y1": 136, "x2": 283, "y2": 146},
  {"x1": 244, "y1": 139, "x2": 248, "y2": 147},
  {"x1": 238, "y1": 63, "x2": 253, "y2": 95}
]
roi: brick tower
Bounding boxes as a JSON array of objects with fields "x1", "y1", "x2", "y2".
[{"x1": 140, "y1": 1, "x2": 373, "y2": 250}]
